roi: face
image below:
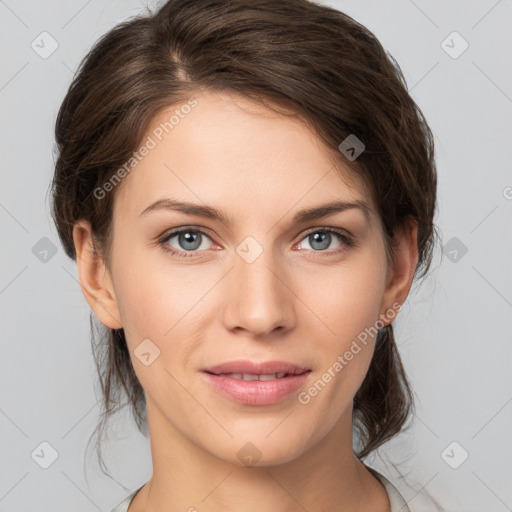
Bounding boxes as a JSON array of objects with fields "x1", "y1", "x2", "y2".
[{"x1": 76, "y1": 90, "x2": 413, "y2": 467}]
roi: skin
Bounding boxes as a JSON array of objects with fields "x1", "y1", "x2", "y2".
[{"x1": 73, "y1": 90, "x2": 418, "y2": 512}]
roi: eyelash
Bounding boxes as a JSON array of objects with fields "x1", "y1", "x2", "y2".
[{"x1": 157, "y1": 226, "x2": 356, "y2": 259}]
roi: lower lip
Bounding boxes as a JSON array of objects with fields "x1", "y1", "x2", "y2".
[{"x1": 202, "y1": 371, "x2": 311, "y2": 405}]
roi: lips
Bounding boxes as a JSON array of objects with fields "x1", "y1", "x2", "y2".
[
  {"x1": 202, "y1": 360, "x2": 311, "y2": 376},
  {"x1": 201, "y1": 360, "x2": 312, "y2": 405},
  {"x1": 214, "y1": 372, "x2": 289, "y2": 381}
]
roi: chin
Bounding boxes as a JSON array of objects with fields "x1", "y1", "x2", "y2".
[{"x1": 205, "y1": 433, "x2": 312, "y2": 468}]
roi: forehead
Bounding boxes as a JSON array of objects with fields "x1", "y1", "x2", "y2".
[{"x1": 113, "y1": 90, "x2": 374, "y2": 221}]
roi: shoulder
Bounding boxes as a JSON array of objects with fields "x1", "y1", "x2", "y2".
[
  {"x1": 365, "y1": 465, "x2": 411, "y2": 512},
  {"x1": 110, "y1": 484, "x2": 145, "y2": 512}
]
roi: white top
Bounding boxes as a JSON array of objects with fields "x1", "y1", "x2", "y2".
[
  {"x1": 111, "y1": 465, "x2": 410, "y2": 512},
  {"x1": 367, "y1": 465, "x2": 411, "y2": 512}
]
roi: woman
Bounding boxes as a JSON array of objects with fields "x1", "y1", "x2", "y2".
[{"x1": 50, "y1": 0, "x2": 440, "y2": 510}]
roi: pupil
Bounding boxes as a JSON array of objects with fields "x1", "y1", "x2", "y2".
[
  {"x1": 180, "y1": 231, "x2": 201, "y2": 250},
  {"x1": 310, "y1": 232, "x2": 330, "y2": 250}
]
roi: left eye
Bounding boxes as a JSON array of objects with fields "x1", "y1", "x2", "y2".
[{"x1": 296, "y1": 229, "x2": 351, "y2": 252}]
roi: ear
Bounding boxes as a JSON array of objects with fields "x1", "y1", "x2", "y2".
[
  {"x1": 72, "y1": 220, "x2": 123, "y2": 329},
  {"x1": 379, "y1": 217, "x2": 419, "y2": 325}
]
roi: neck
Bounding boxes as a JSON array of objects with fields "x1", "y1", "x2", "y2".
[{"x1": 129, "y1": 399, "x2": 389, "y2": 512}]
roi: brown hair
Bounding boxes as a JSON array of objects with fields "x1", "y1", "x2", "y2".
[{"x1": 50, "y1": 0, "x2": 439, "y2": 481}]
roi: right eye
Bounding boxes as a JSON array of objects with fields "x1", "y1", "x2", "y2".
[{"x1": 158, "y1": 228, "x2": 215, "y2": 257}]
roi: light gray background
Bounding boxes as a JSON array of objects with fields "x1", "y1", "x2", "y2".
[{"x1": 1, "y1": 1, "x2": 511, "y2": 511}]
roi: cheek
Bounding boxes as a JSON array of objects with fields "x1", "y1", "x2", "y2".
[
  {"x1": 112, "y1": 239, "x2": 204, "y2": 336},
  {"x1": 298, "y1": 251, "x2": 387, "y2": 343},
  {"x1": 110, "y1": 246, "x2": 215, "y2": 387},
  {"x1": 295, "y1": 251, "x2": 387, "y2": 406}
]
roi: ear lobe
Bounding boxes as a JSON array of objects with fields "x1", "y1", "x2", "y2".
[
  {"x1": 379, "y1": 218, "x2": 419, "y2": 324},
  {"x1": 72, "y1": 220, "x2": 123, "y2": 330}
]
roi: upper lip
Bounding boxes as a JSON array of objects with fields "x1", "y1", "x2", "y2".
[{"x1": 202, "y1": 360, "x2": 311, "y2": 375}]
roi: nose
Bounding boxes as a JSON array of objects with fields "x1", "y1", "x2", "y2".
[{"x1": 222, "y1": 243, "x2": 296, "y2": 337}]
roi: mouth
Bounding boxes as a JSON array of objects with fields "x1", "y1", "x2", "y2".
[
  {"x1": 202, "y1": 359, "x2": 311, "y2": 376},
  {"x1": 201, "y1": 360, "x2": 311, "y2": 405},
  {"x1": 204, "y1": 371, "x2": 305, "y2": 381}
]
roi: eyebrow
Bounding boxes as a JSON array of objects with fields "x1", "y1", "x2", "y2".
[{"x1": 139, "y1": 198, "x2": 372, "y2": 227}]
